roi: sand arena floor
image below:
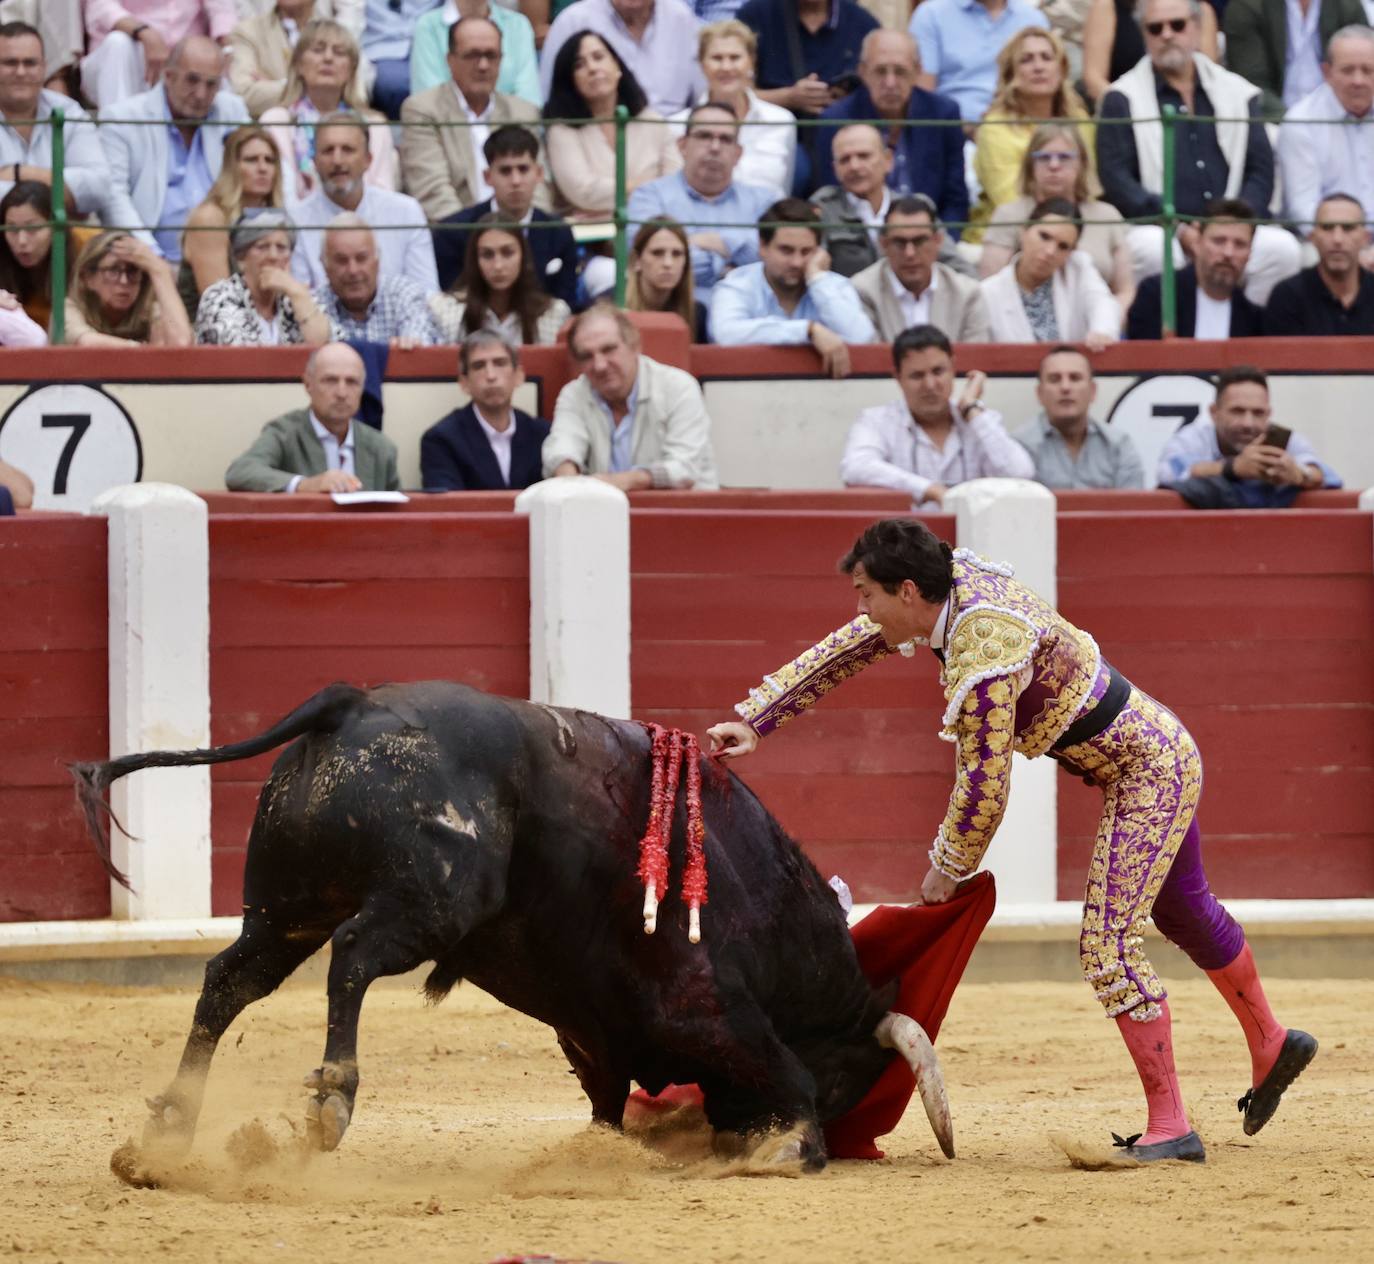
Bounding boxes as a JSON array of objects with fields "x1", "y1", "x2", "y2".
[{"x1": 2, "y1": 971, "x2": 1370, "y2": 1264}]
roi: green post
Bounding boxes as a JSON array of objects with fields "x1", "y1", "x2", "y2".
[
  {"x1": 1160, "y1": 103, "x2": 1177, "y2": 339},
  {"x1": 50, "y1": 107, "x2": 68, "y2": 345},
  {"x1": 613, "y1": 103, "x2": 628, "y2": 306}
]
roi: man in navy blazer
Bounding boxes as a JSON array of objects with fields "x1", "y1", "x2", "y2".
[
  {"x1": 421, "y1": 332, "x2": 551, "y2": 492},
  {"x1": 811, "y1": 30, "x2": 968, "y2": 236}
]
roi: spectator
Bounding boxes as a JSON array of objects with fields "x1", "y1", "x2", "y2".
[
  {"x1": 64, "y1": 230, "x2": 195, "y2": 347},
  {"x1": 979, "y1": 122, "x2": 1134, "y2": 314},
  {"x1": 314, "y1": 213, "x2": 439, "y2": 345},
  {"x1": 0, "y1": 287, "x2": 44, "y2": 344},
  {"x1": 260, "y1": 19, "x2": 395, "y2": 204},
  {"x1": 1157, "y1": 364, "x2": 1340, "y2": 506},
  {"x1": 0, "y1": 454, "x2": 34, "y2": 508},
  {"x1": 431, "y1": 125, "x2": 577, "y2": 305},
  {"x1": 288, "y1": 114, "x2": 438, "y2": 290},
  {"x1": 1280, "y1": 25, "x2": 1374, "y2": 245},
  {"x1": 850, "y1": 194, "x2": 992, "y2": 341},
  {"x1": 627, "y1": 102, "x2": 774, "y2": 303},
  {"x1": 410, "y1": 0, "x2": 541, "y2": 105},
  {"x1": 667, "y1": 20, "x2": 797, "y2": 198},
  {"x1": 543, "y1": 31, "x2": 681, "y2": 220},
  {"x1": 968, "y1": 27, "x2": 1091, "y2": 238},
  {"x1": 736, "y1": 0, "x2": 877, "y2": 117},
  {"x1": 401, "y1": 16, "x2": 542, "y2": 222},
  {"x1": 626, "y1": 217, "x2": 706, "y2": 339},
  {"x1": 83, "y1": 2, "x2": 239, "y2": 107},
  {"x1": 810, "y1": 124, "x2": 891, "y2": 277},
  {"x1": 539, "y1": 0, "x2": 705, "y2": 117},
  {"x1": 98, "y1": 37, "x2": 251, "y2": 262},
  {"x1": 813, "y1": 30, "x2": 968, "y2": 234},
  {"x1": 225, "y1": 341, "x2": 401, "y2": 491},
  {"x1": 1126, "y1": 197, "x2": 1264, "y2": 337},
  {"x1": 909, "y1": 0, "x2": 1050, "y2": 122},
  {"x1": 1264, "y1": 191, "x2": 1374, "y2": 333},
  {"x1": 420, "y1": 331, "x2": 550, "y2": 490},
  {"x1": 229, "y1": 1, "x2": 372, "y2": 117},
  {"x1": 0, "y1": 0, "x2": 84, "y2": 92},
  {"x1": 0, "y1": 181, "x2": 93, "y2": 332},
  {"x1": 839, "y1": 323, "x2": 1033, "y2": 506},
  {"x1": 430, "y1": 214, "x2": 572, "y2": 343},
  {"x1": 197, "y1": 210, "x2": 338, "y2": 343},
  {"x1": 1012, "y1": 344, "x2": 1144, "y2": 487},
  {"x1": 1097, "y1": 0, "x2": 1300, "y2": 304},
  {"x1": 179, "y1": 124, "x2": 286, "y2": 316},
  {"x1": 543, "y1": 302, "x2": 720, "y2": 488},
  {"x1": 1223, "y1": 0, "x2": 1365, "y2": 118},
  {"x1": 362, "y1": 0, "x2": 441, "y2": 120},
  {"x1": 1080, "y1": 0, "x2": 1218, "y2": 106},
  {"x1": 709, "y1": 196, "x2": 875, "y2": 374},
  {"x1": 0, "y1": 21, "x2": 109, "y2": 221}
]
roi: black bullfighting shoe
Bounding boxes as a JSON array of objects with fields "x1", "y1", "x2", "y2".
[
  {"x1": 1110, "y1": 1130, "x2": 1207, "y2": 1164},
  {"x1": 1238, "y1": 1029, "x2": 1319, "y2": 1136}
]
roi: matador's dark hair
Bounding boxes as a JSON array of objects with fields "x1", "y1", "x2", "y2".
[{"x1": 838, "y1": 519, "x2": 955, "y2": 602}]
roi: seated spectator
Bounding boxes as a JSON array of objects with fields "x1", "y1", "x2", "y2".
[
  {"x1": 226, "y1": 341, "x2": 401, "y2": 492},
  {"x1": 260, "y1": 19, "x2": 396, "y2": 204},
  {"x1": 1264, "y1": 192, "x2": 1374, "y2": 333},
  {"x1": 1097, "y1": 0, "x2": 1300, "y2": 304},
  {"x1": 1157, "y1": 364, "x2": 1341, "y2": 506},
  {"x1": 362, "y1": 0, "x2": 439, "y2": 120},
  {"x1": 288, "y1": 114, "x2": 438, "y2": 290},
  {"x1": 0, "y1": 21, "x2": 109, "y2": 221},
  {"x1": 627, "y1": 102, "x2": 774, "y2": 303},
  {"x1": 851, "y1": 195, "x2": 992, "y2": 341},
  {"x1": 0, "y1": 1, "x2": 83, "y2": 96},
  {"x1": 1126, "y1": 197, "x2": 1264, "y2": 337},
  {"x1": 626, "y1": 217, "x2": 706, "y2": 340},
  {"x1": 179, "y1": 124, "x2": 287, "y2": 318},
  {"x1": 314, "y1": 213, "x2": 439, "y2": 345},
  {"x1": 667, "y1": 20, "x2": 797, "y2": 198},
  {"x1": 979, "y1": 123, "x2": 1134, "y2": 314},
  {"x1": 197, "y1": 210, "x2": 338, "y2": 344},
  {"x1": 543, "y1": 302, "x2": 719, "y2": 489},
  {"x1": 980, "y1": 198, "x2": 1120, "y2": 346},
  {"x1": 969, "y1": 27, "x2": 1091, "y2": 238},
  {"x1": 810, "y1": 123, "x2": 891, "y2": 278},
  {"x1": 0, "y1": 287, "x2": 45, "y2": 344},
  {"x1": 64, "y1": 231, "x2": 194, "y2": 347},
  {"x1": 1080, "y1": 0, "x2": 1218, "y2": 106},
  {"x1": 401, "y1": 17, "x2": 543, "y2": 222},
  {"x1": 431, "y1": 125, "x2": 577, "y2": 305},
  {"x1": 1223, "y1": 0, "x2": 1364, "y2": 118},
  {"x1": 539, "y1": 0, "x2": 704, "y2": 118},
  {"x1": 83, "y1": 1, "x2": 239, "y2": 107},
  {"x1": 1012, "y1": 344, "x2": 1144, "y2": 487},
  {"x1": 430, "y1": 214, "x2": 572, "y2": 343},
  {"x1": 543, "y1": 31, "x2": 681, "y2": 220},
  {"x1": 420, "y1": 331, "x2": 551, "y2": 490},
  {"x1": 98, "y1": 37, "x2": 252, "y2": 263},
  {"x1": 736, "y1": 0, "x2": 877, "y2": 117},
  {"x1": 0, "y1": 454, "x2": 34, "y2": 508},
  {"x1": 708, "y1": 197, "x2": 876, "y2": 375},
  {"x1": 909, "y1": 0, "x2": 1049, "y2": 122},
  {"x1": 839, "y1": 324, "x2": 1033, "y2": 506},
  {"x1": 1280, "y1": 25, "x2": 1374, "y2": 248},
  {"x1": 410, "y1": 0, "x2": 541, "y2": 105},
  {"x1": 814, "y1": 30, "x2": 968, "y2": 234},
  {"x1": 230, "y1": 1, "x2": 372, "y2": 118},
  {"x1": 0, "y1": 181, "x2": 94, "y2": 333}
]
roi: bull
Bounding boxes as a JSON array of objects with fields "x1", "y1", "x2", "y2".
[{"x1": 72, "y1": 681, "x2": 953, "y2": 1172}]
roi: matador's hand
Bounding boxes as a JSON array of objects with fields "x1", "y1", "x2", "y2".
[
  {"x1": 918, "y1": 866, "x2": 959, "y2": 905},
  {"x1": 706, "y1": 721, "x2": 758, "y2": 760}
]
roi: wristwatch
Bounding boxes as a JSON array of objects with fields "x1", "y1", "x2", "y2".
[{"x1": 963, "y1": 399, "x2": 985, "y2": 417}]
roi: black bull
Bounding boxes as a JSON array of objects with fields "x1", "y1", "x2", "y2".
[{"x1": 72, "y1": 680, "x2": 951, "y2": 1171}]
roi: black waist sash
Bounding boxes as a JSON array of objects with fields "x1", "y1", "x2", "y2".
[{"x1": 1052, "y1": 661, "x2": 1132, "y2": 752}]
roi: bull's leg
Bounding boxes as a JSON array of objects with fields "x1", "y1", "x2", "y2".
[{"x1": 556, "y1": 1030, "x2": 631, "y2": 1127}]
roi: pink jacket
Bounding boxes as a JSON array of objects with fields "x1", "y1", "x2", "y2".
[{"x1": 85, "y1": 0, "x2": 239, "y2": 51}]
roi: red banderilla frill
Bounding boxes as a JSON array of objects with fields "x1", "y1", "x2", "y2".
[{"x1": 636, "y1": 723, "x2": 709, "y2": 943}]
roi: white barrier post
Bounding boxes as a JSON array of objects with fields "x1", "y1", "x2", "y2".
[
  {"x1": 516, "y1": 477, "x2": 631, "y2": 718},
  {"x1": 944, "y1": 478, "x2": 1059, "y2": 904},
  {"x1": 93, "y1": 483, "x2": 212, "y2": 919}
]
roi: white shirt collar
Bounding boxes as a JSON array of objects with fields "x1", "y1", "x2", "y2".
[
  {"x1": 309, "y1": 410, "x2": 355, "y2": 458},
  {"x1": 453, "y1": 84, "x2": 493, "y2": 122},
  {"x1": 886, "y1": 260, "x2": 939, "y2": 301},
  {"x1": 845, "y1": 185, "x2": 890, "y2": 225},
  {"x1": 930, "y1": 599, "x2": 951, "y2": 651},
  {"x1": 472, "y1": 403, "x2": 513, "y2": 439}
]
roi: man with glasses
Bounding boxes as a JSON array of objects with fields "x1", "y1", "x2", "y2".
[
  {"x1": 1097, "y1": 0, "x2": 1300, "y2": 304},
  {"x1": 850, "y1": 196, "x2": 990, "y2": 341},
  {"x1": 400, "y1": 16, "x2": 542, "y2": 221},
  {"x1": 82, "y1": 1, "x2": 238, "y2": 108}
]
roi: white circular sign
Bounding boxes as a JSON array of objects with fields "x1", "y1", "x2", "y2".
[
  {"x1": 1105, "y1": 374, "x2": 1217, "y2": 489},
  {"x1": 0, "y1": 384, "x2": 142, "y2": 512}
]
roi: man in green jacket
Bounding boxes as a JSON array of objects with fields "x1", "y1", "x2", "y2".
[{"x1": 1224, "y1": 0, "x2": 1367, "y2": 117}]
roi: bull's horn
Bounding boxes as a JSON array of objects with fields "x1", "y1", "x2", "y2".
[{"x1": 876, "y1": 1012, "x2": 955, "y2": 1159}]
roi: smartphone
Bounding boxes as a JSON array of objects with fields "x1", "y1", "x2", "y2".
[{"x1": 1262, "y1": 423, "x2": 1291, "y2": 450}]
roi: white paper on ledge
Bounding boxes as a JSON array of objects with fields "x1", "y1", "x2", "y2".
[{"x1": 329, "y1": 491, "x2": 410, "y2": 507}]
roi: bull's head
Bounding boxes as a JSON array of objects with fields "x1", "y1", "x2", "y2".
[{"x1": 876, "y1": 1013, "x2": 955, "y2": 1159}]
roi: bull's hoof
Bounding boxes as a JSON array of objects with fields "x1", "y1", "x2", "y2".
[
  {"x1": 141, "y1": 1094, "x2": 193, "y2": 1155},
  {"x1": 744, "y1": 1122, "x2": 826, "y2": 1174},
  {"x1": 305, "y1": 1092, "x2": 352, "y2": 1151}
]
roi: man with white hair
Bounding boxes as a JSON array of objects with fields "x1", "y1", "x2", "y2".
[
  {"x1": 1223, "y1": 0, "x2": 1365, "y2": 118},
  {"x1": 313, "y1": 213, "x2": 439, "y2": 346},
  {"x1": 83, "y1": 0, "x2": 239, "y2": 107},
  {"x1": 1097, "y1": 0, "x2": 1301, "y2": 304}
]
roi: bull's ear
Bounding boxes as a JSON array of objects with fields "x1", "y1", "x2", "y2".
[{"x1": 374, "y1": 695, "x2": 428, "y2": 730}]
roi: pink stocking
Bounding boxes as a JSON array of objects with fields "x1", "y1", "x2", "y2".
[
  {"x1": 1205, "y1": 942, "x2": 1287, "y2": 1088},
  {"x1": 1114, "y1": 1000, "x2": 1191, "y2": 1144}
]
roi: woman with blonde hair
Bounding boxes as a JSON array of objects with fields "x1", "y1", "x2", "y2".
[
  {"x1": 259, "y1": 18, "x2": 396, "y2": 203},
  {"x1": 64, "y1": 231, "x2": 194, "y2": 348},
  {"x1": 625, "y1": 218, "x2": 705, "y2": 341}
]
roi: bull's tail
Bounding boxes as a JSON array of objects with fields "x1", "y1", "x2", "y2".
[{"x1": 69, "y1": 682, "x2": 368, "y2": 891}]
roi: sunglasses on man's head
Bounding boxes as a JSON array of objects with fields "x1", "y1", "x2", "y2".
[{"x1": 1144, "y1": 17, "x2": 1189, "y2": 35}]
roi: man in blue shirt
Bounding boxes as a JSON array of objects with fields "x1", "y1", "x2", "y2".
[
  {"x1": 627, "y1": 102, "x2": 776, "y2": 302},
  {"x1": 909, "y1": 0, "x2": 1049, "y2": 121},
  {"x1": 737, "y1": 0, "x2": 878, "y2": 116},
  {"x1": 709, "y1": 196, "x2": 875, "y2": 374}
]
